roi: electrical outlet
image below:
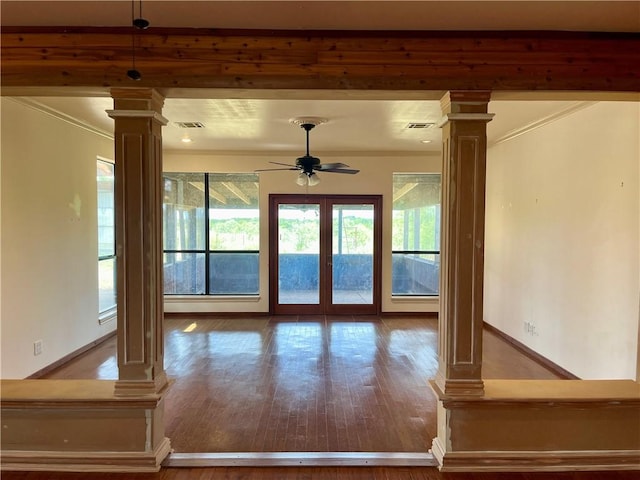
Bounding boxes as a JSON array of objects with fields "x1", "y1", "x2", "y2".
[
  {"x1": 523, "y1": 321, "x2": 538, "y2": 336},
  {"x1": 33, "y1": 340, "x2": 43, "y2": 356}
]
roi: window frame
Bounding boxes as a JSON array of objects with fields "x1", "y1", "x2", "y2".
[
  {"x1": 163, "y1": 172, "x2": 260, "y2": 296},
  {"x1": 391, "y1": 173, "x2": 441, "y2": 297},
  {"x1": 97, "y1": 157, "x2": 117, "y2": 322}
]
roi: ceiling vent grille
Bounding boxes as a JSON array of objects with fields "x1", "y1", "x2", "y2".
[
  {"x1": 175, "y1": 121, "x2": 205, "y2": 128},
  {"x1": 405, "y1": 122, "x2": 435, "y2": 129}
]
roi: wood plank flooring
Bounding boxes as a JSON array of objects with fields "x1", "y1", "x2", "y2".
[
  {"x1": 15, "y1": 317, "x2": 638, "y2": 479},
  {"x1": 3, "y1": 466, "x2": 640, "y2": 480},
  {"x1": 42, "y1": 315, "x2": 561, "y2": 454}
]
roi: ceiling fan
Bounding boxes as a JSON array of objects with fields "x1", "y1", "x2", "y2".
[{"x1": 256, "y1": 117, "x2": 359, "y2": 186}]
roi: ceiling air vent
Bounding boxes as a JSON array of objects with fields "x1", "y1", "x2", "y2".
[
  {"x1": 175, "y1": 121, "x2": 205, "y2": 128},
  {"x1": 405, "y1": 122, "x2": 435, "y2": 129}
]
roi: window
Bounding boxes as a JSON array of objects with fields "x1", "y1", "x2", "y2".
[
  {"x1": 97, "y1": 159, "x2": 116, "y2": 316},
  {"x1": 163, "y1": 173, "x2": 259, "y2": 295},
  {"x1": 392, "y1": 173, "x2": 441, "y2": 296}
]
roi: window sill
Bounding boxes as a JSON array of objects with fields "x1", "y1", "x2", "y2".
[
  {"x1": 391, "y1": 296, "x2": 439, "y2": 303},
  {"x1": 98, "y1": 307, "x2": 117, "y2": 325},
  {"x1": 164, "y1": 295, "x2": 261, "y2": 303}
]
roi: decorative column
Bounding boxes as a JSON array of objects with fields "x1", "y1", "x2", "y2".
[
  {"x1": 108, "y1": 88, "x2": 168, "y2": 396},
  {"x1": 434, "y1": 91, "x2": 493, "y2": 397}
]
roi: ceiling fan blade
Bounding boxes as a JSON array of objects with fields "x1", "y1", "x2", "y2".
[
  {"x1": 255, "y1": 167, "x2": 299, "y2": 172},
  {"x1": 269, "y1": 161, "x2": 298, "y2": 167},
  {"x1": 320, "y1": 168, "x2": 360, "y2": 174},
  {"x1": 316, "y1": 162, "x2": 349, "y2": 171}
]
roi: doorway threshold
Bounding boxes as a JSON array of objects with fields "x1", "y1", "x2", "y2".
[{"x1": 163, "y1": 451, "x2": 437, "y2": 467}]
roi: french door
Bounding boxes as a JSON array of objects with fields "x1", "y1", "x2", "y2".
[{"x1": 269, "y1": 194, "x2": 382, "y2": 315}]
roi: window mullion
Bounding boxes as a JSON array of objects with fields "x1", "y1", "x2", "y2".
[{"x1": 204, "y1": 173, "x2": 211, "y2": 295}]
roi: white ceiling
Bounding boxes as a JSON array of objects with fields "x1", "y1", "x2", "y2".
[
  {"x1": 3, "y1": 1, "x2": 638, "y2": 154},
  {"x1": 20, "y1": 96, "x2": 594, "y2": 154}
]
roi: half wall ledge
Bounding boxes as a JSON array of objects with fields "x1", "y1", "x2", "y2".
[
  {"x1": 0, "y1": 379, "x2": 171, "y2": 472},
  {"x1": 430, "y1": 379, "x2": 640, "y2": 472}
]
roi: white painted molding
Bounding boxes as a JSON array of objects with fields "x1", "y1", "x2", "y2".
[
  {"x1": 489, "y1": 101, "x2": 597, "y2": 147},
  {"x1": 8, "y1": 97, "x2": 113, "y2": 140}
]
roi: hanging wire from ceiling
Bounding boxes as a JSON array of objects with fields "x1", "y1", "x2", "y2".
[{"x1": 127, "y1": 0, "x2": 149, "y2": 81}]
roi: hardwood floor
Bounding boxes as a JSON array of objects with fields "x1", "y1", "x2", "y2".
[
  {"x1": 42, "y1": 315, "x2": 560, "y2": 454},
  {"x1": 16, "y1": 317, "x2": 638, "y2": 479},
  {"x1": 3, "y1": 466, "x2": 640, "y2": 480}
]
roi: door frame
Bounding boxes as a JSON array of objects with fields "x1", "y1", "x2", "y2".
[{"x1": 269, "y1": 194, "x2": 382, "y2": 315}]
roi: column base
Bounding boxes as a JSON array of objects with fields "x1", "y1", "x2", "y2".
[
  {"x1": 433, "y1": 373, "x2": 485, "y2": 397},
  {"x1": 114, "y1": 371, "x2": 169, "y2": 396}
]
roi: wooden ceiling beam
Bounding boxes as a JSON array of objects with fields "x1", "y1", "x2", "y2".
[{"x1": 2, "y1": 28, "x2": 639, "y2": 92}]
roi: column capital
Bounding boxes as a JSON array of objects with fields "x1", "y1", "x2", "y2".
[
  {"x1": 110, "y1": 87, "x2": 165, "y2": 114},
  {"x1": 440, "y1": 90, "x2": 492, "y2": 115},
  {"x1": 438, "y1": 112, "x2": 495, "y2": 127},
  {"x1": 106, "y1": 109, "x2": 169, "y2": 125}
]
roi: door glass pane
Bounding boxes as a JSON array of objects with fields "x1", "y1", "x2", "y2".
[
  {"x1": 332, "y1": 204, "x2": 374, "y2": 304},
  {"x1": 278, "y1": 204, "x2": 320, "y2": 304}
]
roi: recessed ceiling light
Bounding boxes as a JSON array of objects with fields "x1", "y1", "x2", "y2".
[
  {"x1": 420, "y1": 139, "x2": 432, "y2": 144},
  {"x1": 181, "y1": 138, "x2": 192, "y2": 143}
]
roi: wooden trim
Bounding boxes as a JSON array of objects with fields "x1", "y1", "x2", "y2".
[
  {"x1": 483, "y1": 322, "x2": 579, "y2": 379},
  {"x1": 1, "y1": 379, "x2": 164, "y2": 409},
  {"x1": 435, "y1": 448, "x2": 640, "y2": 472},
  {"x1": 26, "y1": 331, "x2": 116, "y2": 379},
  {"x1": 2, "y1": 28, "x2": 639, "y2": 91},
  {"x1": 381, "y1": 312, "x2": 438, "y2": 319},
  {"x1": 1, "y1": 438, "x2": 171, "y2": 473}
]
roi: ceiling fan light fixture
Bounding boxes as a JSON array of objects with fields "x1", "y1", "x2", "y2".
[
  {"x1": 307, "y1": 173, "x2": 320, "y2": 186},
  {"x1": 296, "y1": 172, "x2": 307, "y2": 186},
  {"x1": 257, "y1": 116, "x2": 358, "y2": 182}
]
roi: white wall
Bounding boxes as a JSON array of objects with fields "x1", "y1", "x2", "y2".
[
  {"x1": 485, "y1": 101, "x2": 640, "y2": 380},
  {"x1": 163, "y1": 151, "x2": 441, "y2": 314},
  {"x1": 0, "y1": 98, "x2": 116, "y2": 379}
]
